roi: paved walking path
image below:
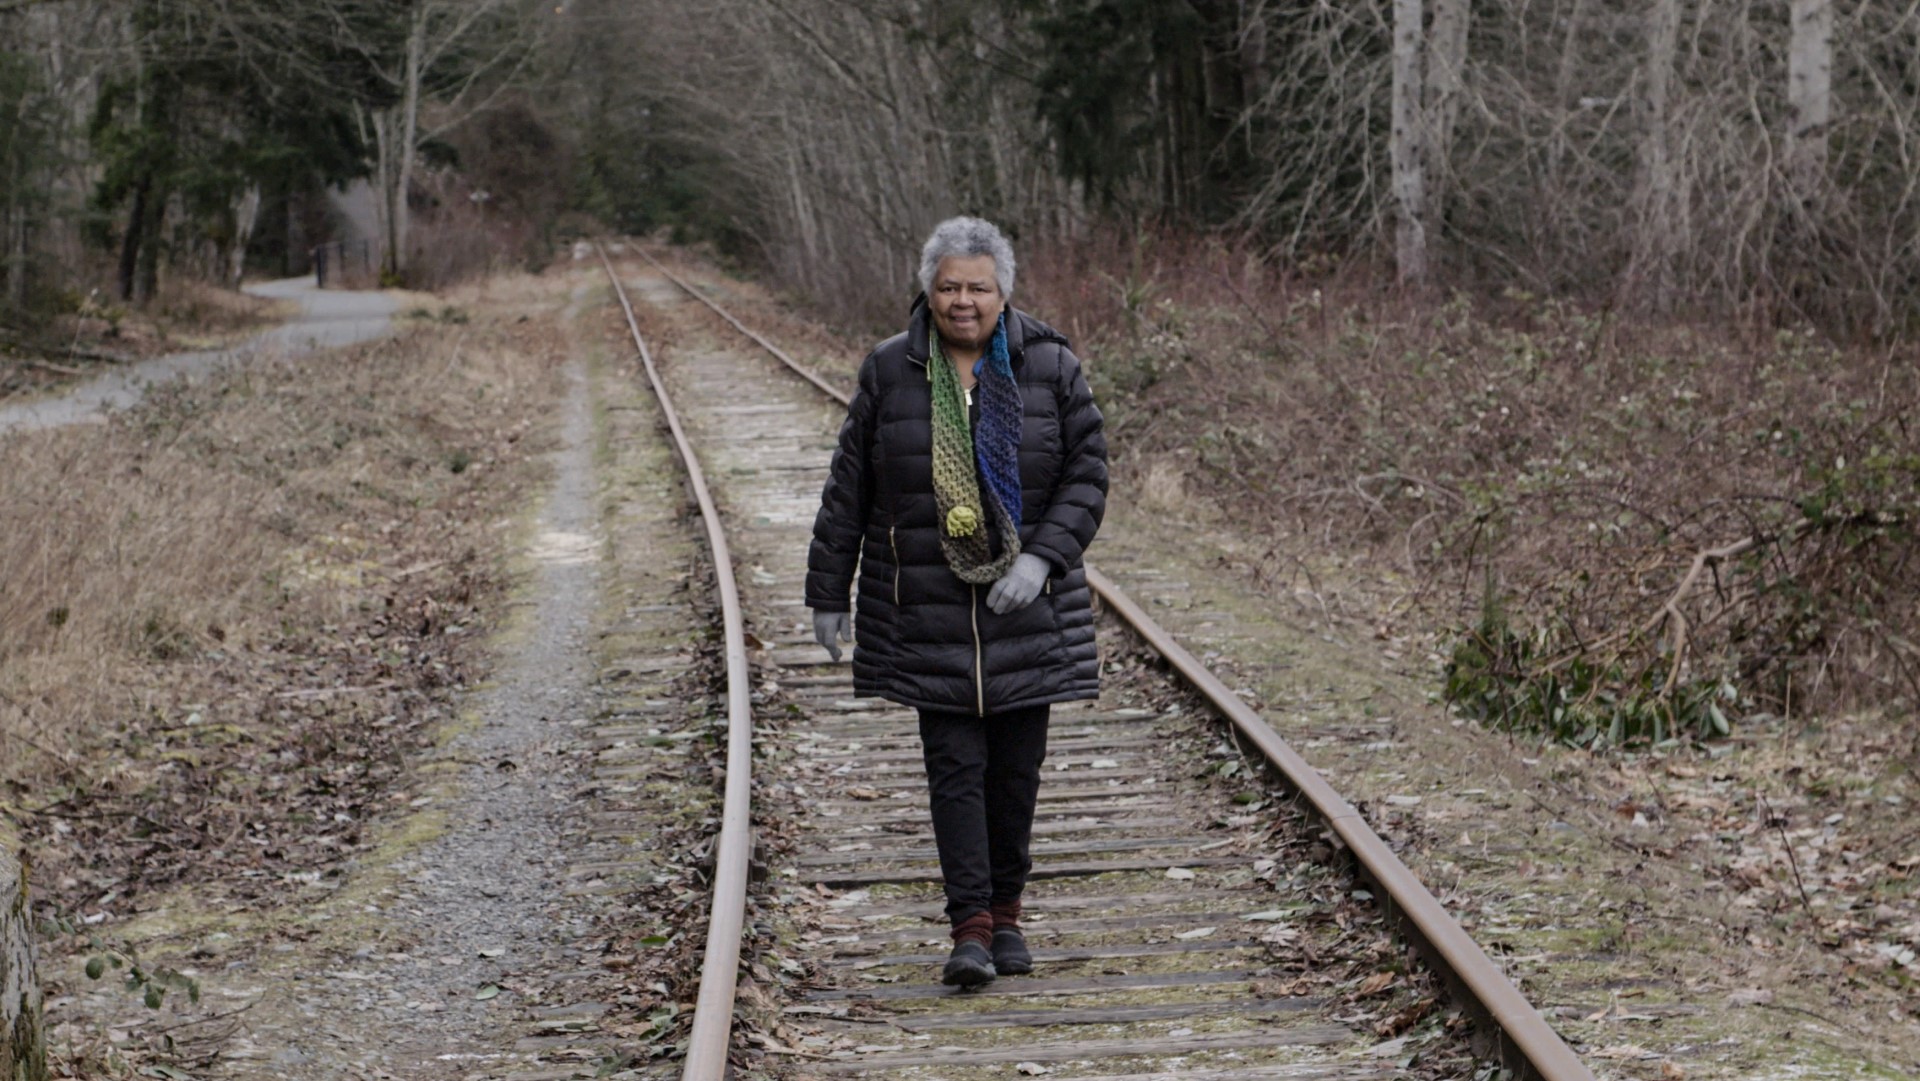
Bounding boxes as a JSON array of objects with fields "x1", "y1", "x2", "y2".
[{"x1": 0, "y1": 277, "x2": 396, "y2": 436}]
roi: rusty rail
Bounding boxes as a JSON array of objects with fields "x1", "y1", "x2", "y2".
[
  {"x1": 1089, "y1": 568, "x2": 1593, "y2": 1079},
  {"x1": 594, "y1": 244, "x2": 755, "y2": 1081},
  {"x1": 627, "y1": 240, "x2": 1596, "y2": 1081}
]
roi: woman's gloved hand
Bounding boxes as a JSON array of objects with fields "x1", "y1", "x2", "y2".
[
  {"x1": 813, "y1": 609, "x2": 851, "y2": 661},
  {"x1": 986, "y1": 553, "x2": 1051, "y2": 615}
]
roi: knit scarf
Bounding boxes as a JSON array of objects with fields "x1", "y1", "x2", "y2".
[{"x1": 929, "y1": 314, "x2": 1023, "y2": 583}]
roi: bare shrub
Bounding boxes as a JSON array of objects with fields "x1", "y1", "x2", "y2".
[
  {"x1": 1026, "y1": 224, "x2": 1920, "y2": 745},
  {"x1": 1138, "y1": 457, "x2": 1198, "y2": 520},
  {"x1": 404, "y1": 169, "x2": 547, "y2": 291},
  {"x1": 147, "y1": 276, "x2": 287, "y2": 338}
]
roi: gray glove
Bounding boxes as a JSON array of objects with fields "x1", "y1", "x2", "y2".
[
  {"x1": 986, "y1": 553, "x2": 1051, "y2": 615},
  {"x1": 812, "y1": 609, "x2": 851, "y2": 661}
]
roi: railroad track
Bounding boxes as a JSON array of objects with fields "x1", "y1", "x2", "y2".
[{"x1": 589, "y1": 243, "x2": 1592, "y2": 1081}]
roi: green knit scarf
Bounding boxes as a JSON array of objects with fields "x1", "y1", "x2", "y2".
[{"x1": 929, "y1": 328, "x2": 1022, "y2": 584}]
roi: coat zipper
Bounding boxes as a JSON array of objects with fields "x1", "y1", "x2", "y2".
[
  {"x1": 889, "y1": 525, "x2": 901, "y2": 605},
  {"x1": 970, "y1": 584, "x2": 985, "y2": 717}
]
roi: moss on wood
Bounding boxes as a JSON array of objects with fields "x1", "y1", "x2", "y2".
[{"x1": 1, "y1": 846, "x2": 47, "y2": 1081}]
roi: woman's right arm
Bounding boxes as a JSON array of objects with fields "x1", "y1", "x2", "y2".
[{"x1": 805, "y1": 355, "x2": 882, "y2": 611}]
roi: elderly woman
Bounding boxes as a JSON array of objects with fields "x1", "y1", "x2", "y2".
[{"x1": 806, "y1": 217, "x2": 1107, "y2": 987}]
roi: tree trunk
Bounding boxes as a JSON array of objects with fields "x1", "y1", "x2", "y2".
[
  {"x1": 228, "y1": 184, "x2": 261, "y2": 287},
  {"x1": 117, "y1": 172, "x2": 151, "y2": 302},
  {"x1": 134, "y1": 186, "x2": 167, "y2": 304},
  {"x1": 1785, "y1": 0, "x2": 1832, "y2": 207},
  {"x1": 1423, "y1": 0, "x2": 1470, "y2": 240},
  {"x1": 1237, "y1": 0, "x2": 1267, "y2": 163},
  {"x1": 1629, "y1": 0, "x2": 1683, "y2": 307},
  {"x1": 4, "y1": 214, "x2": 23, "y2": 313},
  {"x1": 387, "y1": 5, "x2": 426, "y2": 283},
  {"x1": 364, "y1": 104, "x2": 392, "y2": 279},
  {"x1": 371, "y1": 4, "x2": 426, "y2": 288},
  {"x1": 2, "y1": 90, "x2": 21, "y2": 314},
  {"x1": 4, "y1": 161, "x2": 25, "y2": 313},
  {"x1": 0, "y1": 846, "x2": 47, "y2": 1081},
  {"x1": 1389, "y1": 0, "x2": 1428, "y2": 286}
]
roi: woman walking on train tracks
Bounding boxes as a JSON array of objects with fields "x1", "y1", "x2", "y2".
[{"x1": 806, "y1": 216, "x2": 1108, "y2": 987}]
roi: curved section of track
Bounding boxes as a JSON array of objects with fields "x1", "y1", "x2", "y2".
[
  {"x1": 597, "y1": 244, "x2": 1593, "y2": 1081},
  {"x1": 595, "y1": 245, "x2": 755, "y2": 1081}
]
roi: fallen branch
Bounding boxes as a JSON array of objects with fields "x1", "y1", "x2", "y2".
[
  {"x1": 147, "y1": 997, "x2": 258, "y2": 1037},
  {"x1": 1758, "y1": 792, "x2": 1814, "y2": 916},
  {"x1": 273, "y1": 682, "x2": 398, "y2": 700},
  {"x1": 1643, "y1": 526, "x2": 1796, "y2": 694},
  {"x1": 1551, "y1": 519, "x2": 1813, "y2": 698},
  {"x1": 66, "y1": 347, "x2": 134, "y2": 365}
]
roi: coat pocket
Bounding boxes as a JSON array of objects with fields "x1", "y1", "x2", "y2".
[{"x1": 889, "y1": 525, "x2": 901, "y2": 606}]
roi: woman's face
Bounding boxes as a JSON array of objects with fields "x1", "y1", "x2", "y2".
[{"x1": 929, "y1": 255, "x2": 1006, "y2": 353}]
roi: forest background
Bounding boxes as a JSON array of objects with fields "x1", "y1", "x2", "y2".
[{"x1": 3, "y1": 0, "x2": 1919, "y2": 753}]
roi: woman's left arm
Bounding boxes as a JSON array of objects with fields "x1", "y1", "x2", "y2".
[{"x1": 1023, "y1": 346, "x2": 1108, "y2": 573}]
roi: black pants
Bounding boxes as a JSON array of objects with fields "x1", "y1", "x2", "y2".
[{"x1": 917, "y1": 704, "x2": 1051, "y2": 926}]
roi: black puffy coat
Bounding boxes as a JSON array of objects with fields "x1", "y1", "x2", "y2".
[{"x1": 806, "y1": 299, "x2": 1108, "y2": 716}]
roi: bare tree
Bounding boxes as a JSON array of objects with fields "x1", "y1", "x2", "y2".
[
  {"x1": 581, "y1": 0, "x2": 1079, "y2": 323},
  {"x1": 570, "y1": 2, "x2": 1914, "y2": 328},
  {"x1": 347, "y1": 0, "x2": 546, "y2": 282}
]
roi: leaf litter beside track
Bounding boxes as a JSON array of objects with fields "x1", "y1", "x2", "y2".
[{"x1": 1094, "y1": 510, "x2": 1920, "y2": 1079}]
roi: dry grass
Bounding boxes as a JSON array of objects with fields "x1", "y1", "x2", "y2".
[
  {"x1": 0, "y1": 272, "x2": 565, "y2": 905},
  {"x1": 147, "y1": 277, "x2": 291, "y2": 341}
]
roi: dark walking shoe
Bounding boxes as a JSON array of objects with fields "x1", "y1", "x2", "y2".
[
  {"x1": 941, "y1": 940, "x2": 997, "y2": 987},
  {"x1": 990, "y1": 927, "x2": 1032, "y2": 975}
]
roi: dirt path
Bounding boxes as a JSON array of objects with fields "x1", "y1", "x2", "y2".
[
  {"x1": 183, "y1": 288, "x2": 594, "y2": 1076},
  {"x1": 0, "y1": 277, "x2": 396, "y2": 436}
]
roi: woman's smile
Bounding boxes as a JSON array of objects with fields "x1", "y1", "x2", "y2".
[{"x1": 929, "y1": 253, "x2": 1006, "y2": 358}]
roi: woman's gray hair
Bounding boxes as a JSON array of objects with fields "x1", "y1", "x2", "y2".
[{"x1": 917, "y1": 216, "x2": 1016, "y2": 299}]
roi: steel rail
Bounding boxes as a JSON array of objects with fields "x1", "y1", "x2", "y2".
[
  {"x1": 1088, "y1": 569, "x2": 1594, "y2": 1081},
  {"x1": 624, "y1": 242, "x2": 1595, "y2": 1081},
  {"x1": 594, "y1": 245, "x2": 755, "y2": 1081}
]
